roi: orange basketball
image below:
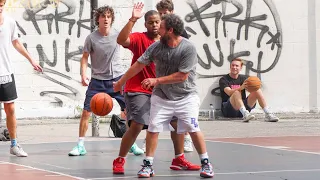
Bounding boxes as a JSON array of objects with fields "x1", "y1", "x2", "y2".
[
  {"x1": 90, "y1": 93, "x2": 113, "y2": 116},
  {"x1": 245, "y1": 76, "x2": 261, "y2": 92}
]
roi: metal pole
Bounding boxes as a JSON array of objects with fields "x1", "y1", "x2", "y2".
[
  {"x1": 0, "y1": 103, "x2": 3, "y2": 125},
  {"x1": 91, "y1": 0, "x2": 99, "y2": 137}
]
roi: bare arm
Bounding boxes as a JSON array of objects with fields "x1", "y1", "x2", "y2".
[
  {"x1": 113, "y1": 61, "x2": 146, "y2": 92},
  {"x1": 223, "y1": 81, "x2": 247, "y2": 96},
  {"x1": 141, "y1": 72, "x2": 189, "y2": 90},
  {"x1": 12, "y1": 39, "x2": 42, "y2": 72},
  {"x1": 117, "y1": 2, "x2": 144, "y2": 47},
  {"x1": 157, "y1": 72, "x2": 189, "y2": 85},
  {"x1": 80, "y1": 52, "x2": 90, "y2": 86}
]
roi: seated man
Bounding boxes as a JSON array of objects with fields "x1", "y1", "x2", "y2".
[{"x1": 219, "y1": 58, "x2": 279, "y2": 122}]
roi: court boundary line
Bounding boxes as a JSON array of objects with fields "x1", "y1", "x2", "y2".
[
  {"x1": 206, "y1": 140, "x2": 320, "y2": 155},
  {"x1": 87, "y1": 168, "x2": 320, "y2": 180},
  {"x1": 0, "y1": 161, "x2": 84, "y2": 179}
]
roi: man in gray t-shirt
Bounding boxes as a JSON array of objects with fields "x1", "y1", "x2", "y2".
[
  {"x1": 113, "y1": 14, "x2": 214, "y2": 178},
  {"x1": 68, "y1": 5, "x2": 127, "y2": 157}
]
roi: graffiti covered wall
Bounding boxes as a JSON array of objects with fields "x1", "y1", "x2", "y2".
[{"x1": 1, "y1": 0, "x2": 319, "y2": 119}]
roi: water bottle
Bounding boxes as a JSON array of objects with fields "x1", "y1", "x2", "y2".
[{"x1": 209, "y1": 104, "x2": 215, "y2": 120}]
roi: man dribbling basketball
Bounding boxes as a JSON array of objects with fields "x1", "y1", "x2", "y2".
[
  {"x1": 112, "y1": 3, "x2": 200, "y2": 175},
  {"x1": 114, "y1": 14, "x2": 214, "y2": 178},
  {"x1": 219, "y1": 58, "x2": 279, "y2": 122},
  {"x1": 68, "y1": 5, "x2": 143, "y2": 156}
]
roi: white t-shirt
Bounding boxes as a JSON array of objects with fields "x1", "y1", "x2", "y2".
[{"x1": 0, "y1": 15, "x2": 19, "y2": 77}]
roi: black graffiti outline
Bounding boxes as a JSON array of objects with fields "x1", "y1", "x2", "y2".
[
  {"x1": 185, "y1": 0, "x2": 283, "y2": 77},
  {"x1": 20, "y1": 0, "x2": 90, "y2": 36}
]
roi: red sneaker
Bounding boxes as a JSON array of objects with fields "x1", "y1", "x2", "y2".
[
  {"x1": 113, "y1": 157, "x2": 125, "y2": 174},
  {"x1": 170, "y1": 154, "x2": 201, "y2": 171}
]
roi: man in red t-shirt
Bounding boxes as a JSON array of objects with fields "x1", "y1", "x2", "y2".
[{"x1": 112, "y1": 2, "x2": 200, "y2": 174}]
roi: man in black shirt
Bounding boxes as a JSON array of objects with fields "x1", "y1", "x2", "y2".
[
  {"x1": 219, "y1": 58, "x2": 279, "y2": 122},
  {"x1": 155, "y1": 0, "x2": 194, "y2": 153}
]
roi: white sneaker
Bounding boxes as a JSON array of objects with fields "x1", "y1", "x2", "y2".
[
  {"x1": 10, "y1": 144, "x2": 28, "y2": 157},
  {"x1": 184, "y1": 136, "x2": 194, "y2": 152},
  {"x1": 243, "y1": 110, "x2": 255, "y2": 122},
  {"x1": 142, "y1": 139, "x2": 146, "y2": 153},
  {"x1": 265, "y1": 113, "x2": 279, "y2": 122}
]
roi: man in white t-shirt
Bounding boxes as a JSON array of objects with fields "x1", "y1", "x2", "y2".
[{"x1": 0, "y1": 0, "x2": 42, "y2": 157}]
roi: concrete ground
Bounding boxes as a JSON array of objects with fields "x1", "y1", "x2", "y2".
[{"x1": 0, "y1": 115, "x2": 319, "y2": 180}]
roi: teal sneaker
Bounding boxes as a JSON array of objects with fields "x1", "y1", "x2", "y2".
[
  {"x1": 129, "y1": 143, "x2": 144, "y2": 156},
  {"x1": 68, "y1": 145, "x2": 87, "y2": 156}
]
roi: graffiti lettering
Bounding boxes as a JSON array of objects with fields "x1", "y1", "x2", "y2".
[{"x1": 184, "y1": 0, "x2": 283, "y2": 96}]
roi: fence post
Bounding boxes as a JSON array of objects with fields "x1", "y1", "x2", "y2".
[
  {"x1": 0, "y1": 103, "x2": 3, "y2": 125},
  {"x1": 91, "y1": 0, "x2": 99, "y2": 137}
]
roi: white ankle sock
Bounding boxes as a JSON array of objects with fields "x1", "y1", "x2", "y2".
[
  {"x1": 145, "y1": 156, "x2": 154, "y2": 164},
  {"x1": 239, "y1": 106, "x2": 247, "y2": 115},
  {"x1": 78, "y1": 137, "x2": 84, "y2": 146},
  {"x1": 175, "y1": 153, "x2": 184, "y2": 158},
  {"x1": 199, "y1": 152, "x2": 209, "y2": 160},
  {"x1": 263, "y1": 106, "x2": 270, "y2": 114}
]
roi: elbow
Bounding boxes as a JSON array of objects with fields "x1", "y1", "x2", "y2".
[{"x1": 117, "y1": 37, "x2": 124, "y2": 45}]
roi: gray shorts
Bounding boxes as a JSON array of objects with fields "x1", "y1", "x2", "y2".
[{"x1": 125, "y1": 93, "x2": 151, "y2": 128}]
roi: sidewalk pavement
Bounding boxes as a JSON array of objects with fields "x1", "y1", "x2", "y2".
[{"x1": 0, "y1": 113, "x2": 318, "y2": 145}]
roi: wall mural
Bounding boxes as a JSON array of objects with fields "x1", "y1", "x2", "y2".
[{"x1": 184, "y1": 0, "x2": 282, "y2": 96}]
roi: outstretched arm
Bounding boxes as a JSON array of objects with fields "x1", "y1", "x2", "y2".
[
  {"x1": 113, "y1": 61, "x2": 146, "y2": 92},
  {"x1": 117, "y1": 2, "x2": 144, "y2": 47},
  {"x1": 12, "y1": 39, "x2": 42, "y2": 72}
]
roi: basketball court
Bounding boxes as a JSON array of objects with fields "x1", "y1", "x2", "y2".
[{"x1": 0, "y1": 136, "x2": 319, "y2": 180}]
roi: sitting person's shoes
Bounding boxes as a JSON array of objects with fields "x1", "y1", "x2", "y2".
[
  {"x1": 265, "y1": 112, "x2": 279, "y2": 122},
  {"x1": 243, "y1": 110, "x2": 255, "y2": 122}
]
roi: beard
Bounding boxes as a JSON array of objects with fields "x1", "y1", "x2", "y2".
[{"x1": 160, "y1": 34, "x2": 170, "y2": 45}]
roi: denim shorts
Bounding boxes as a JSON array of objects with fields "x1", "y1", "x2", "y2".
[{"x1": 83, "y1": 76, "x2": 125, "y2": 112}]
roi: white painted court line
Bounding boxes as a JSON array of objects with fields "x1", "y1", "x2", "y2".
[
  {"x1": 45, "y1": 174, "x2": 63, "y2": 177},
  {"x1": 87, "y1": 169, "x2": 320, "y2": 180},
  {"x1": 206, "y1": 140, "x2": 320, "y2": 155},
  {"x1": 16, "y1": 168, "x2": 34, "y2": 171},
  {"x1": 0, "y1": 161, "x2": 84, "y2": 180}
]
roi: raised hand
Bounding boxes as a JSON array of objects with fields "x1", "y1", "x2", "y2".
[{"x1": 131, "y1": 2, "x2": 144, "y2": 20}]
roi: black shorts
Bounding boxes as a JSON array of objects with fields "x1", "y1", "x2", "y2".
[
  {"x1": 0, "y1": 74, "x2": 17, "y2": 102},
  {"x1": 221, "y1": 97, "x2": 256, "y2": 118}
]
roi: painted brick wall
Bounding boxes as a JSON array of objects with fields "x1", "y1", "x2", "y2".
[{"x1": 1, "y1": 0, "x2": 319, "y2": 119}]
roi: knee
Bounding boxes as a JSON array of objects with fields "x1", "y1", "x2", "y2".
[
  {"x1": 4, "y1": 103, "x2": 15, "y2": 116},
  {"x1": 128, "y1": 121, "x2": 143, "y2": 136},
  {"x1": 250, "y1": 89, "x2": 263, "y2": 97},
  {"x1": 82, "y1": 110, "x2": 91, "y2": 119},
  {"x1": 231, "y1": 90, "x2": 242, "y2": 98}
]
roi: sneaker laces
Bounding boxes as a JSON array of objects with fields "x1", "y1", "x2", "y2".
[
  {"x1": 113, "y1": 158, "x2": 124, "y2": 167},
  {"x1": 201, "y1": 162, "x2": 211, "y2": 171},
  {"x1": 178, "y1": 156, "x2": 192, "y2": 167}
]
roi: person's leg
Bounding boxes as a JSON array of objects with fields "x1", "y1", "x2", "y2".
[
  {"x1": 113, "y1": 92, "x2": 144, "y2": 155},
  {"x1": 113, "y1": 93, "x2": 151, "y2": 174},
  {"x1": 113, "y1": 121, "x2": 144, "y2": 174},
  {"x1": 137, "y1": 95, "x2": 172, "y2": 178},
  {"x1": 1, "y1": 75, "x2": 27, "y2": 157},
  {"x1": 230, "y1": 91, "x2": 255, "y2": 122},
  {"x1": 169, "y1": 120, "x2": 200, "y2": 171},
  {"x1": 69, "y1": 79, "x2": 99, "y2": 156},
  {"x1": 175, "y1": 94, "x2": 213, "y2": 178},
  {"x1": 247, "y1": 90, "x2": 279, "y2": 122}
]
